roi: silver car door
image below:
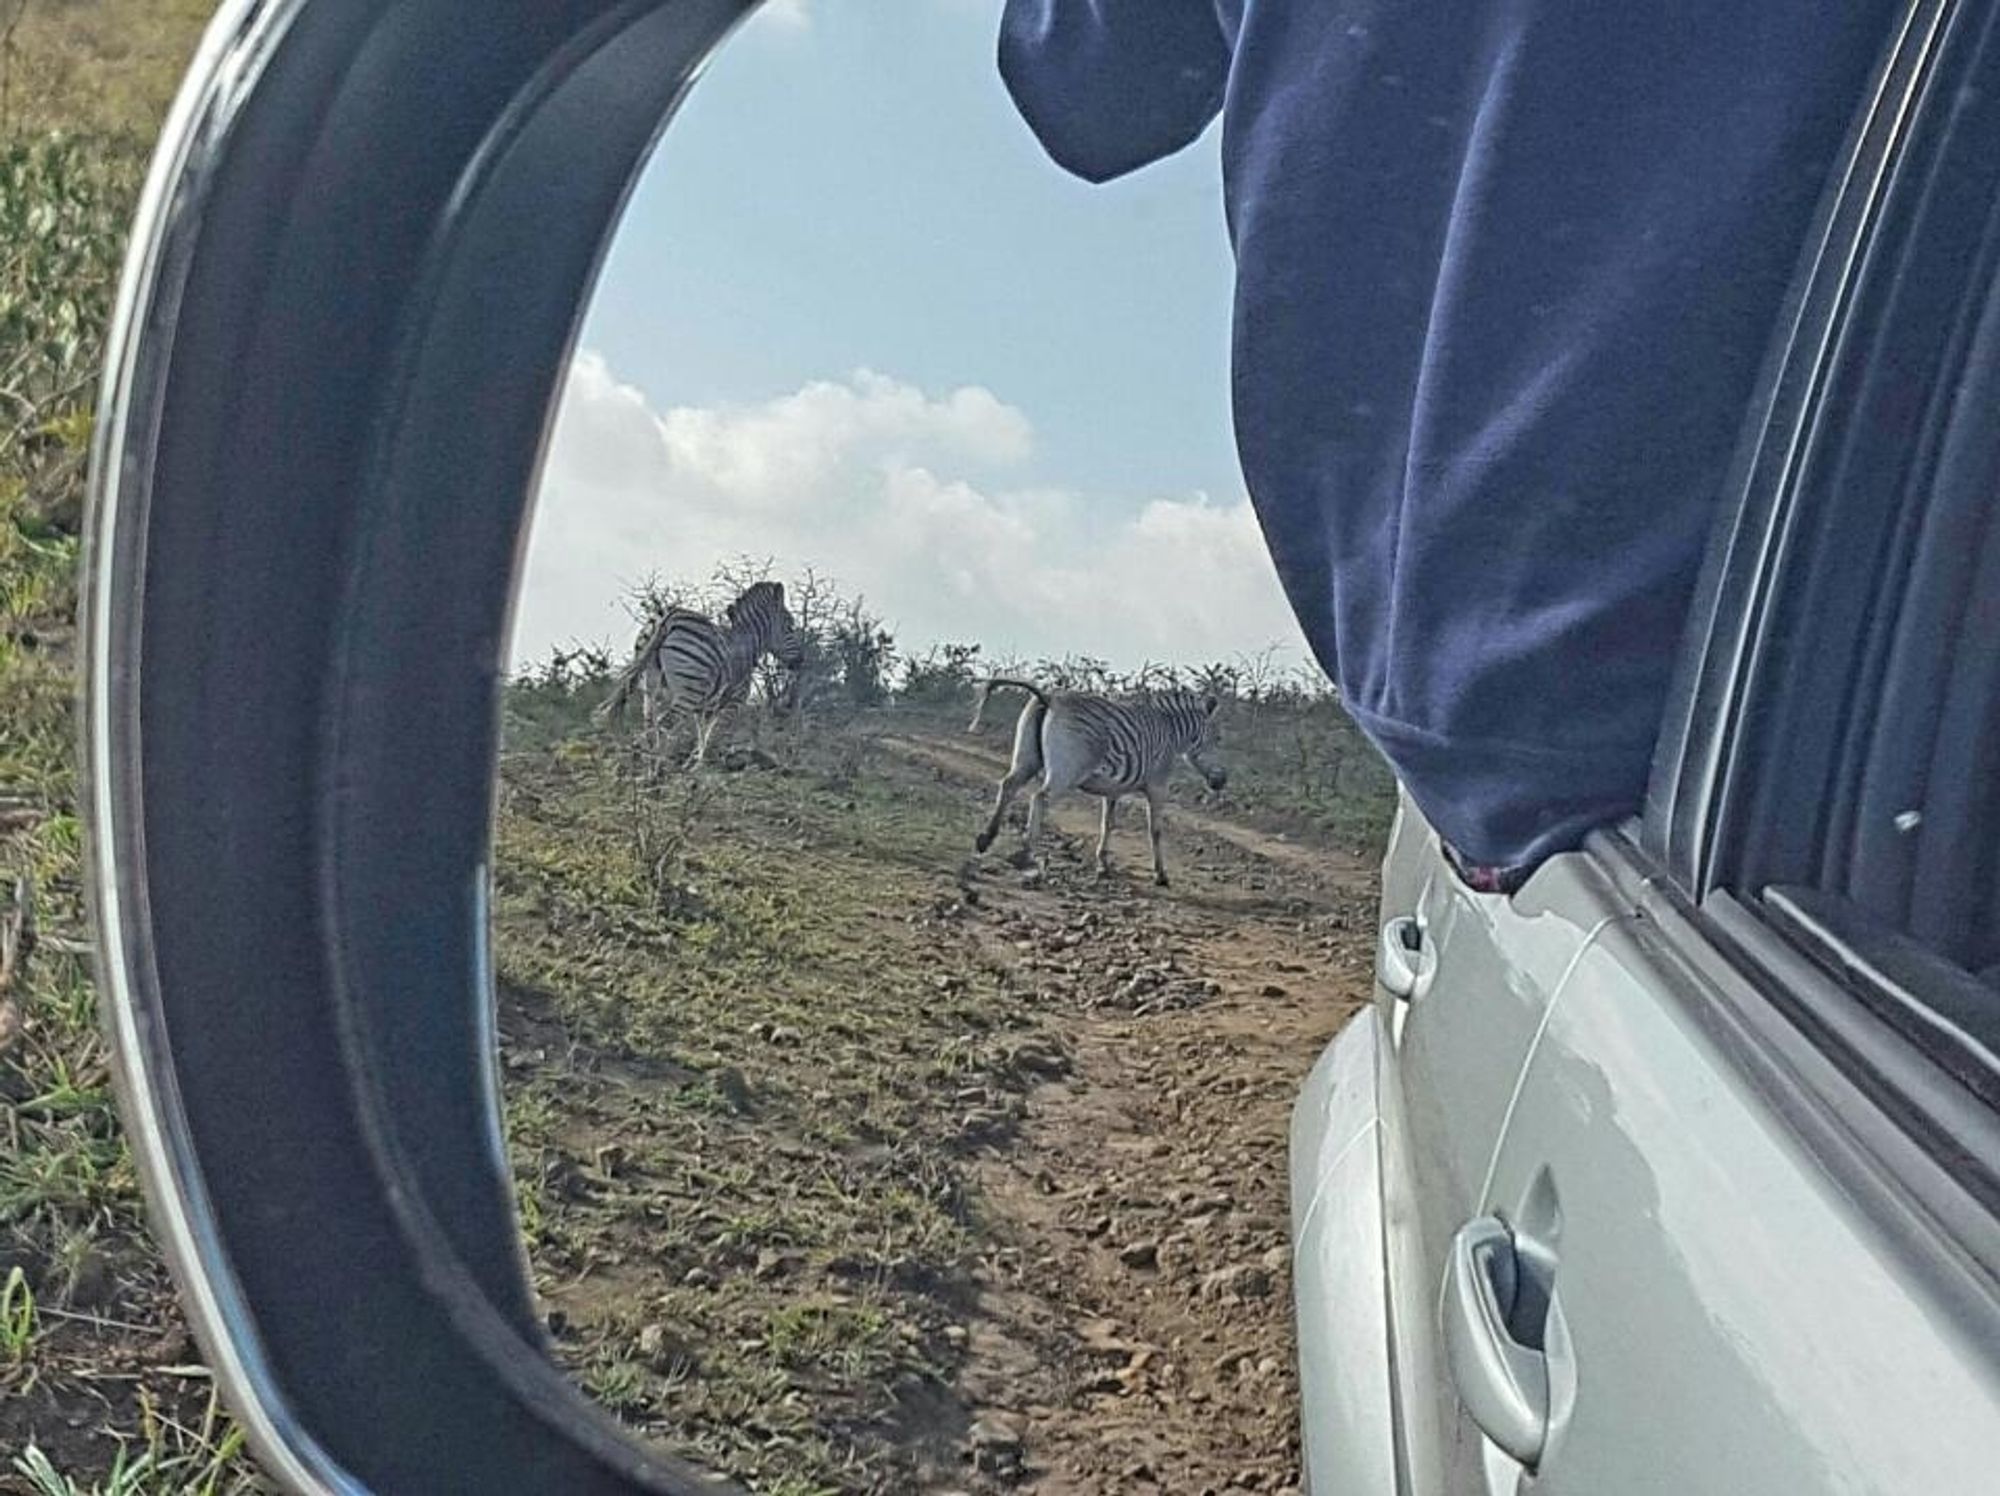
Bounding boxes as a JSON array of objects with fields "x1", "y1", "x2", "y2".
[
  {"x1": 1309, "y1": 789, "x2": 1629, "y2": 1494},
  {"x1": 1442, "y1": 4, "x2": 2000, "y2": 1488},
  {"x1": 1457, "y1": 889, "x2": 2000, "y2": 1496}
]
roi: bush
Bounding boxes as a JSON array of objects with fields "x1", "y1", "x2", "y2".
[
  {"x1": 0, "y1": 132, "x2": 139, "y2": 536},
  {"x1": 898, "y1": 641, "x2": 982, "y2": 707}
]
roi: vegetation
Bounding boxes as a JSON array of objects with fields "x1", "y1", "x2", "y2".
[
  {"x1": 493, "y1": 640, "x2": 1383, "y2": 1491},
  {"x1": 0, "y1": 4, "x2": 264, "y2": 1491},
  {"x1": 0, "y1": 4, "x2": 1393, "y2": 1489},
  {"x1": 569, "y1": 559, "x2": 1395, "y2": 856}
]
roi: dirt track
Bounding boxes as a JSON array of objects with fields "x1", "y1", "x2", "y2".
[
  {"x1": 493, "y1": 721, "x2": 1379, "y2": 1495},
  {"x1": 877, "y1": 733, "x2": 1376, "y2": 1494}
]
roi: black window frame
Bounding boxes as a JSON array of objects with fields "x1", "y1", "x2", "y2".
[{"x1": 1634, "y1": 0, "x2": 2000, "y2": 1267}]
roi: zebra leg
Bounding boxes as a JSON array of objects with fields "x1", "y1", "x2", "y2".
[
  {"x1": 1095, "y1": 795, "x2": 1118, "y2": 876},
  {"x1": 976, "y1": 764, "x2": 1036, "y2": 853},
  {"x1": 638, "y1": 669, "x2": 661, "y2": 753},
  {"x1": 1142, "y1": 785, "x2": 1170, "y2": 887},
  {"x1": 690, "y1": 713, "x2": 718, "y2": 768},
  {"x1": 1020, "y1": 782, "x2": 1053, "y2": 870},
  {"x1": 639, "y1": 674, "x2": 673, "y2": 777},
  {"x1": 977, "y1": 702, "x2": 1045, "y2": 854}
]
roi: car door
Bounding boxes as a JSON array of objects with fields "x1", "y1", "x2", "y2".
[
  {"x1": 1382, "y1": 797, "x2": 1635, "y2": 1496},
  {"x1": 1444, "y1": 3, "x2": 2000, "y2": 1489},
  {"x1": 1292, "y1": 787, "x2": 1622, "y2": 1495}
]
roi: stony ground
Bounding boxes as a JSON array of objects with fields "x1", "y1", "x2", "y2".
[{"x1": 495, "y1": 708, "x2": 1379, "y2": 1496}]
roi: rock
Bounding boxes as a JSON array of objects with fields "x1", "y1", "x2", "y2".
[
  {"x1": 1122, "y1": 970, "x2": 1164, "y2": 997},
  {"x1": 636, "y1": 1323, "x2": 695, "y2": 1371},
  {"x1": 967, "y1": 1415, "x2": 1025, "y2": 1474},
  {"x1": 1261, "y1": 1244, "x2": 1291, "y2": 1274},
  {"x1": 148, "y1": 1329, "x2": 197, "y2": 1366},
  {"x1": 682, "y1": 1266, "x2": 717, "y2": 1289},
  {"x1": 66, "y1": 1252, "x2": 115, "y2": 1309},
  {"x1": 1200, "y1": 1264, "x2": 1274, "y2": 1302},
  {"x1": 711, "y1": 1066, "x2": 754, "y2": 1113},
  {"x1": 958, "y1": 1107, "x2": 1014, "y2": 1145},
  {"x1": 1260, "y1": 982, "x2": 1288, "y2": 997},
  {"x1": 1117, "y1": 1347, "x2": 1156, "y2": 1392},
  {"x1": 1009, "y1": 1038, "x2": 1071, "y2": 1077},
  {"x1": 1118, "y1": 1239, "x2": 1160, "y2": 1270}
]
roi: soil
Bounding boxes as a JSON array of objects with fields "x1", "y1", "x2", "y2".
[
  {"x1": 874, "y1": 735, "x2": 1374, "y2": 1495},
  {"x1": 506, "y1": 726, "x2": 1378, "y2": 1495}
]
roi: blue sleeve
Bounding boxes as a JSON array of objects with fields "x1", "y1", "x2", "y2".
[{"x1": 999, "y1": 1, "x2": 1229, "y2": 184}]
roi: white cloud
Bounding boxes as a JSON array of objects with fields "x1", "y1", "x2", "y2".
[{"x1": 514, "y1": 354, "x2": 1306, "y2": 673}]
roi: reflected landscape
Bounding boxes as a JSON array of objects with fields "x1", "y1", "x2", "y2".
[{"x1": 495, "y1": 3, "x2": 1391, "y2": 1490}]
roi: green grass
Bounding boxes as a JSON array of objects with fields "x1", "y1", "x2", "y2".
[
  {"x1": 490, "y1": 700, "x2": 1035, "y2": 1490},
  {"x1": 2, "y1": 1263, "x2": 36, "y2": 1362},
  {"x1": 12, "y1": 1384, "x2": 253, "y2": 1496},
  {"x1": 0, "y1": 7, "x2": 263, "y2": 1489},
  {"x1": 2, "y1": 1, "x2": 218, "y2": 140}
]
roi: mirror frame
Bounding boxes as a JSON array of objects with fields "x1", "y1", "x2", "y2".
[{"x1": 83, "y1": 0, "x2": 757, "y2": 1488}]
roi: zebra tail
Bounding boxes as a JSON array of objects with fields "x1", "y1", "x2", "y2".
[
  {"x1": 595, "y1": 606, "x2": 685, "y2": 724},
  {"x1": 592, "y1": 664, "x2": 640, "y2": 724},
  {"x1": 967, "y1": 676, "x2": 1047, "y2": 733}
]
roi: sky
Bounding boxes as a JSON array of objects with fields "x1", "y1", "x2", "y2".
[{"x1": 513, "y1": 0, "x2": 1310, "y2": 673}]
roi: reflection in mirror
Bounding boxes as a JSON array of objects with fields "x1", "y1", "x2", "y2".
[{"x1": 501, "y1": 4, "x2": 1392, "y2": 1491}]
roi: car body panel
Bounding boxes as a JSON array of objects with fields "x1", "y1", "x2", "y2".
[
  {"x1": 1290, "y1": 1007, "x2": 1396, "y2": 1494},
  {"x1": 1297, "y1": 791, "x2": 1636, "y2": 1493},
  {"x1": 1388, "y1": 802, "x2": 1632, "y2": 1494},
  {"x1": 1479, "y1": 912, "x2": 2000, "y2": 1494}
]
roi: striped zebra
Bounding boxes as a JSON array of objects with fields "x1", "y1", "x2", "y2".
[
  {"x1": 595, "y1": 580, "x2": 805, "y2": 765},
  {"x1": 969, "y1": 678, "x2": 1227, "y2": 886}
]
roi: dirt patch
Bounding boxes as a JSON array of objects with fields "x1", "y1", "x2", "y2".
[
  {"x1": 497, "y1": 721, "x2": 1377, "y2": 1494},
  {"x1": 883, "y1": 732, "x2": 1375, "y2": 1494}
]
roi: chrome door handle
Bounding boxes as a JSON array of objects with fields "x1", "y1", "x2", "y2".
[
  {"x1": 1443, "y1": 1216, "x2": 1551, "y2": 1465},
  {"x1": 1377, "y1": 915, "x2": 1433, "y2": 999}
]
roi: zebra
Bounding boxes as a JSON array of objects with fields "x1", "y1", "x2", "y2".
[
  {"x1": 595, "y1": 580, "x2": 805, "y2": 765},
  {"x1": 969, "y1": 678, "x2": 1227, "y2": 886}
]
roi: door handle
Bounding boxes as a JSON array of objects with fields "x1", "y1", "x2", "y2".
[
  {"x1": 1377, "y1": 915, "x2": 1433, "y2": 1000},
  {"x1": 1443, "y1": 1216, "x2": 1551, "y2": 1466}
]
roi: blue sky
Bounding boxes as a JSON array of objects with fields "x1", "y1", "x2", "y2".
[{"x1": 516, "y1": 0, "x2": 1305, "y2": 670}]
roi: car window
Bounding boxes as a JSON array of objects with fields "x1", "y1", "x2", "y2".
[{"x1": 1679, "y1": 0, "x2": 2000, "y2": 1197}]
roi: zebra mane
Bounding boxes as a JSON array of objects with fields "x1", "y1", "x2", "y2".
[
  {"x1": 1141, "y1": 686, "x2": 1214, "y2": 710},
  {"x1": 724, "y1": 580, "x2": 784, "y2": 625}
]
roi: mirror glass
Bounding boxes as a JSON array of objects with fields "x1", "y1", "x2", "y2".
[{"x1": 502, "y1": 3, "x2": 1393, "y2": 1490}]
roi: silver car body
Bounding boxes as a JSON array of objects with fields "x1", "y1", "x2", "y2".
[{"x1": 1293, "y1": 790, "x2": 2000, "y2": 1493}]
